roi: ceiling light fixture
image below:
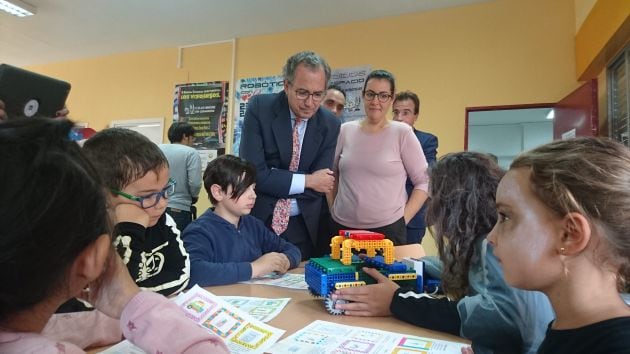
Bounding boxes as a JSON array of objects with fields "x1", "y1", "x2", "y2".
[
  {"x1": 546, "y1": 109, "x2": 555, "y2": 120},
  {"x1": 0, "y1": 0, "x2": 36, "y2": 17}
]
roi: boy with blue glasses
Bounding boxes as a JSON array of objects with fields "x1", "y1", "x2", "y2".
[{"x1": 83, "y1": 128, "x2": 190, "y2": 296}]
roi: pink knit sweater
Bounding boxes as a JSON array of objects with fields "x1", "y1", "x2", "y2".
[{"x1": 0, "y1": 292, "x2": 229, "y2": 353}]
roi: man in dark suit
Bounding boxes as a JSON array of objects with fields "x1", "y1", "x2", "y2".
[
  {"x1": 240, "y1": 51, "x2": 341, "y2": 260},
  {"x1": 392, "y1": 91, "x2": 438, "y2": 244}
]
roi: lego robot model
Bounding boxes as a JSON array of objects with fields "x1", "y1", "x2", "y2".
[{"x1": 305, "y1": 230, "x2": 424, "y2": 315}]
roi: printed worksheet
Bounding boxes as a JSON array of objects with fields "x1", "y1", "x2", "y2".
[
  {"x1": 174, "y1": 285, "x2": 285, "y2": 353},
  {"x1": 99, "y1": 340, "x2": 146, "y2": 354},
  {"x1": 221, "y1": 296, "x2": 290, "y2": 322},
  {"x1": 101, "y1": 285, "x2": 285, "y2": 354},
  {"x1": 268, "y1": 320, "x2": 468, "y2": 354},
  {"x1": 240, "y1": 272, "x2": 308, "y2": 290}
]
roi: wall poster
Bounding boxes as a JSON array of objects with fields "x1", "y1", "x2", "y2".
[
  {"x1": 329, "y1": 65, "x2": 371, "y2": 123},
  {"x1": 232, "y1": 75, "x2": 284, "y2": 156},
  {"x1": 173, "y1": 81, "x2": 229, "y2": 169},
  {"x1": 230, "y1": 65, "x2": 371, "y2": 156}
]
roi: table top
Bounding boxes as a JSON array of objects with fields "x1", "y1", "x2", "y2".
[
  {"x1": 88, "y1": 247, "x2": 470, "y2": 352},
  {"x1": 206, "y1": 264, "x2": 466, "y2": 343}
]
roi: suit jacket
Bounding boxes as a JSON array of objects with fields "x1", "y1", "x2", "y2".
[
  {"x1": 240, "y1": 91, "x2": 340, "y2": 244},
  {"x1": 407, "y1": 128, "x2": 438, "y2": 229}
]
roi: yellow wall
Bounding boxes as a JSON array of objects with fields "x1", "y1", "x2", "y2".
[
  {"x1": 575, "y1": 0, "x2": 630, "y2": 134},
  {"x1": 236, "y1": 0, "x2": 577, "y2": 154},
  {"x1": 574, "y1": 0, "x2": 598, "y2": 32},
  {"x1": 25, "y1": 0, "x2": 580, "y2": 251},
  {"x1": 30, "y1": 0, "x2": 579, "y2": 153},
  {"x1": 575, "y1": 0, "x2": 630, "y2": 80}
]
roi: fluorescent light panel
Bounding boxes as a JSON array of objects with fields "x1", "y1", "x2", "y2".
[
  {"x1": 546, "y1": 109, "x2": 555, "y2": 120},
  {"x1": 0, "y1": 0, "x2": 36, "y2": 17}
]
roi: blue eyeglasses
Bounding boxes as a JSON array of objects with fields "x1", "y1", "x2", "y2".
[{"x1": 111, "y1": 178, "x2": 176, "y2": 209}]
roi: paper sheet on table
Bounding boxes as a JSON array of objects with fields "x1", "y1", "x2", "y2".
[
  {"x1": 101, "y1": 285, "x2": 284, "y2": 354},
  {"x1": 269, "y1": 320, "x2": 468, "y2": 354},
  {"x1": 221, "y1": 296, "x2": 290, "y2": 322},
  {"x1": 240, "y1": 272, "x2": 308, "y2": 290},
  {"x1": 98, "y1": 340, "x2": 146, "y2": 354}
]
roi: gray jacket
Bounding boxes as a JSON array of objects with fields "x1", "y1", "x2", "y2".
[{"x1": 422, "y1": 238, "x2": 554, "y2": 354}]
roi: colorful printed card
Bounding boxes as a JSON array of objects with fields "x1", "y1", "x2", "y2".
[
  {"x1": 240, "y1": 272, "x2": 308, "y2": 290},
  {"x1": 268, "y1": 320, "x2": 468, "y2": 354},
  {"x1": 221, "y1": 296, "x2": 290, "y2": 322},
  {"x1": 174, "y1": 285, "x2": 284, "y2": 353},
  {"x1": 100, "y1": 285, "x2": 285, "y2": 354}
]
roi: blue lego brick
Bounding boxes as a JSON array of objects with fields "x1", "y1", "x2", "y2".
[
  {"x1": 306, "y1": 255, "x2": 427, "y2": 297},
  {"x1": 361, "y1": 256, "x2": 414, "y2": 274},
  {"x1": 305, "y1": 258, "x2": 360, "y2": 296}
]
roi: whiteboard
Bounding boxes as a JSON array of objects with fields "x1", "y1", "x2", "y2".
[{"x1": 110, "y1": 117, "x2": 164, "y2": 145}]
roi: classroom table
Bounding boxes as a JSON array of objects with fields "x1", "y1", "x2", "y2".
[
  {"x1": 205, "y1": 264, "x2": 467, "y2": 343},
  {"x1": 88, "y1": 245, "x2": 469, "y2": 352}
]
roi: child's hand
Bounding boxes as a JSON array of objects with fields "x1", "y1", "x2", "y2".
[
  {"x1": 78, "y1": 251, "x2": 140, "y2": 319},
  {"x1": 55, "y1": 106, "x2": 70, "y2": 118},
  {"x1": 331, "y1": 267, "x2": 400, "y2": 317},
  {"x1": 461, "y1": 346, "x2": 474, "y2": 354},
  {"x1": 114, "y1": 202, "x2": 150, "y2": 227},
  {"x1": 251, "y1": 252, "x2": 290, "y2": 278}
]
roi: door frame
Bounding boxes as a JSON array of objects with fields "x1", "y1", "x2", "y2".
[{"x1": 465, "y1": 103, "x2": 554, "y2": 150}]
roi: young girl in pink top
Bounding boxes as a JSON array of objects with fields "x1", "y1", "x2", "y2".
[
  {"x1": 488, "y1": 137, "x2": 630, "y2": 353},
  {"x1": 0, "y1": 118, "x2": 228, "y2": 353}
]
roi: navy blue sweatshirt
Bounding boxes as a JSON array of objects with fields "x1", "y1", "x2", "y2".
[{"x1": 183, "y1": 209, "x2": 301, "y2": 286}]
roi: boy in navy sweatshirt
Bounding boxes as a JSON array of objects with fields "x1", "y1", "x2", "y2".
[{"x1": 183, "y1": 155, "x2": 301, "y2": 286}]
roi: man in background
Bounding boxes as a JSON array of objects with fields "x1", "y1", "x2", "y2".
[
  {"x1": 240, "y1": 51, "x2": 340, "y2": 259},
  {"x1": 159, "y1": 122, "x2": 202, "y2": 233},
  {"x1": 320, "y1": 84, "x2": 346, "y2": 119},
  {"x1": 392, "y1": 91, "x2": 438, "y2": 244}
]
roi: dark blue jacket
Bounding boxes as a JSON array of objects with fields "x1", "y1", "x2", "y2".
[
  {"x1": 183, "y1": 209, "x2": 301, "y2": 286},
  {"x1": 406, "y1": 129, "x2": 438, "y2": 230},
  {"x1": 240, "y1": 91, "x2": 340, "y2": 244}
]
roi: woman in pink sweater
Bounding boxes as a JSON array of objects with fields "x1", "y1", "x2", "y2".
[
  {"x1": 330, "y1": 69, "x2": 429, "y2": 245},
  {"x1": 0, "y1": 118, "x2": 228, "y2": 354}
]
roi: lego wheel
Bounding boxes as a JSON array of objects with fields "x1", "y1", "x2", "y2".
[
  {"x1": 307, "y1": 287, "x2": 322, "y2": 298},
  {"x1": 324, "y1": 295, "x2": 347, "y2": 315}
]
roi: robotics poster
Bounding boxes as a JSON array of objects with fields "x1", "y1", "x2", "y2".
[
  {"x1": 232, "y1": 75, "x2": 284, "y2": 156},
  {"x1": 329, "y1": 65, "x2": 371, "y2": 123}
]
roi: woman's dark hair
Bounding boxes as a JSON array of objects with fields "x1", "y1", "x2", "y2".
[
  {"x1": 0, "y1": 118, "x2": 110, "y2": 321},
  {"x1": 363, "y1": 69, "x2": 395, "y2": 95},
  {"x1": 82, "y1": 127, "x2": 168, "y2": 191},
  {"x1": 203, "y1": 154, "x2": 256, "y2": 204},
  {"x1": 425, "y1": 152, "x2": 504, "y2": 300}
]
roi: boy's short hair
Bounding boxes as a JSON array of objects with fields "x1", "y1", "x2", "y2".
[
  {"x1": 204, "y1": 155, "x2": 256, "y2": 204},
  {"x1": 394, "y1": 91, "x2": 420, "y2": 115},
  {"x1": 82, "y1": 128, "x2": 168, "y2": 190},
  {"x1": 167, "y1": 122, "x2": 195, "y2": 143},
  {"x1": 327, "y1": 84, "x2": 346, "y2": 98}
]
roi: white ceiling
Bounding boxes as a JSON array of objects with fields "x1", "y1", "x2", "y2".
[{"x1": 0, "y1": 0, "x2": 491, "y2": 67}]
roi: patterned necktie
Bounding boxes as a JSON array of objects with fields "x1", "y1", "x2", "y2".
[{"x1": 271, "y1": 118, "x2": 302, "y2": 235}]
